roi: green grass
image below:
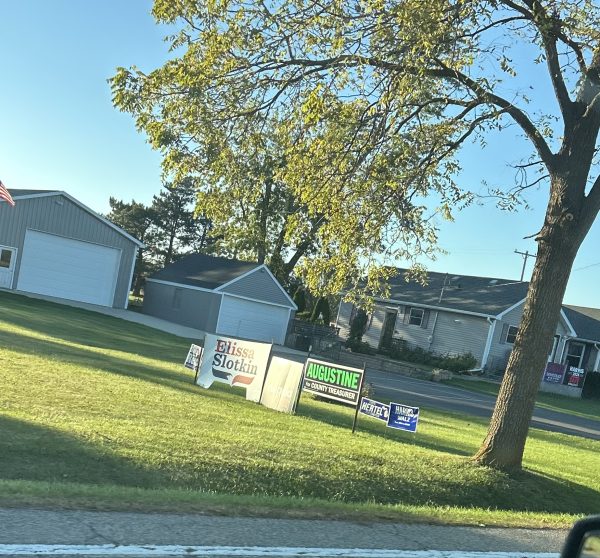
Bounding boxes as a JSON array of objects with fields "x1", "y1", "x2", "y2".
[
  {"x1": 446, "y1": 378, "x2": 600, "y2": 420},
  {"x1": 0, "y1": 291, "x2": 599, "y2": 527}
]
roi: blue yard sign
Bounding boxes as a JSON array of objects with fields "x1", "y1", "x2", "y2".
[
  {"x1": 387, "y1": 403, "x2": 420, "y2": 433},
  {"x1": 359, "y1": 397, "x2": 390, "y2": 422}
]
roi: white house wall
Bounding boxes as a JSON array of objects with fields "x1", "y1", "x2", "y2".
[{"x1": 0, "y1": 194, "x2": 137, "y2": 307}]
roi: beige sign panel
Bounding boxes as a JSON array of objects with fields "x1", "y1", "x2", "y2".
[{"x1": 260, "y1": 356, "x2": 304, "y2": 413}]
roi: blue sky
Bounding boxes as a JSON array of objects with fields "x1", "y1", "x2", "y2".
[{"x1": 1, "y1": 1, "x2": 599, "y2": 307}]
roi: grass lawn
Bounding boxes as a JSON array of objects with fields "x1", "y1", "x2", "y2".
[
  {"x1": 446, "y1": 378, "x2": 600, "y2": 420},
  {"x1": 0, "y1": 291, "x2": 598, "y2": 528}
]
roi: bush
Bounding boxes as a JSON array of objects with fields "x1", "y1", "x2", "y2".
[
  {"x1": 384, "y1": 340, "x2": 476, "y2": 373},
  {"x1": 310, "y1": 296, "x2": 331, "y2": 324},
  {"x1": 583, "y1": 371, "x2": 600, "y2": 400},
  {"x1": 344, "y1": 338, "x2": 376, "y2": 355},
  {"x1": 293, "y1": 288, "x2": 307, "y2": 313}
]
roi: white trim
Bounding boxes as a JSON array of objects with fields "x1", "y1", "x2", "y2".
[
  {"x1": 221, "y1": 291, "x2": 295, "y2": 310},
  {"x1": 12, "y1": 191, "x2": 144, "y2": 247},
  {"x1": 0, "y1": 244, "x2": 18, "y2": 289},
  {"x1": 124, "y1": 246, "x2": 138, "y2": 309},
  {"x1": 215, "y1": 264, "x2": 297, "y2": 309},
  {"x1": 146, "y1": 278, "x2": 216, "y2": 294},
  {"x1": 560, "y1": 308, "x2": 577, "y2": 337},
  {"x1": 374, "y1": 296, "x2": 492, "y2": 319},
  {"x1": 593, "y1": 344, "x2": 600, "y2": 372},
  {"x1": 495, "y1": 298, "x2": 526, "y2": 319},
  {"x1": 481, "y1": 318, "x2": 496, "y2": 368},
  {"x1": 0, "y1": 545, "x2": 560, "y2": 558}
]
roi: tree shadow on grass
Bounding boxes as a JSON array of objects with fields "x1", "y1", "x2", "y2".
[
  {"x1": 0, "y1": 328, "x2": 218, "y2": 399},
  {"x1": 0, "y1": 291, "x2": 193, "y2": 364},
  {"x1": 0, "y1": 415, "x2": 158, "y2": 487},
  {"x1": 296, "y1": 397, "x2": 475, "y2": 457}
]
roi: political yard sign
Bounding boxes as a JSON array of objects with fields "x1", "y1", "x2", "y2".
[
  {"x1": 387, "y1": 403, "x2": 420, "y2": 433},
  {"x1": 184, "y1": 344, "x2": 203, "y2": 371},
  {"x1": 302, "y1": 358, "x2": 364, "y2": 406},
  {"x1": 359, "y1": 397, "x2": 390, "y2": 422},
  {"x1": 196, "y1": 334, "x2": 272, "y2": 403}
]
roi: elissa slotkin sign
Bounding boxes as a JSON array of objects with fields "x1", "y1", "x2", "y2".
[
  {"x1": 302, "y1": 358, "x2": 364, "y2": 406},
  {"x1": 196, "y1": 334, "x2": 272, "y2": 402}
]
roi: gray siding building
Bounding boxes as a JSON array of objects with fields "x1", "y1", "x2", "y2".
[
  {"x1": 336, "y1": 269, "x2": 600, "y2": 397},
  {"x1": 144, "y1": 254, "x2": 296, "y2": 345},
  {"x1": 0, "y1": 190, "x2": 142, "y2": 308}
]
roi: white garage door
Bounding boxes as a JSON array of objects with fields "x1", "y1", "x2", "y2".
[
  {"x1": 217, "y1": 295, "x2": 290, "y2": 344},
  {"x1": 17, "y1": 230, "x2": 121, "y2": 307}
]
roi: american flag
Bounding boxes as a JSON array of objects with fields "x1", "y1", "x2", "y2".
[{"x1": 0, "y1": 180, "x2": 15, "y2": 207}]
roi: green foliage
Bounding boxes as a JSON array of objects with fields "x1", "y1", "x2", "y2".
[
  {"x1": 344, "y1": 338, "x2": 376, "y2": 355},
  {"x1": 310, "y1": 296, "x2": 331, "y2": 324},
  {"x1": 583, "y1": 372, "x2": 600, "y2": 400},
  {"x1": 348, "y1": 309, "x2": 368, "y2": 341},
  {"x1": 293, "y1": 288, "x2": 307, "y2": 313},
  {"x1": 384, "y1": 340, "x2": 477, "y2": 373},
  {"x1": 0, "y1": 290, "x2": 598, "y2": 522}
]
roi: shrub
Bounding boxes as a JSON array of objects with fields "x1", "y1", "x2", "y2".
[
  {"x1": 310, "y1": 296, "x2": 331, "y2": 324},
  {"x1": 583, "y1": 371, "x2": 600, "y2": 400},
  {"x1": 384, "y1": 340, "x2": 476, "y2": 373},
  {"x1": 345, "y1": 338, "x2": 375, "y2": 355},
  {"x1": 293, "y1": 288, "x2": 307, "y2": 313}
]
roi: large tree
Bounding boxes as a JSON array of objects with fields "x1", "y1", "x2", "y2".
[{"x1": 112, "y1": 0, "x2": 600, "y2": 469}]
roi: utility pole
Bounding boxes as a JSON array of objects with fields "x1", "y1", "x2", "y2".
[{"x1": 514, "y1": 249, "x2": 537, "y2": 281}]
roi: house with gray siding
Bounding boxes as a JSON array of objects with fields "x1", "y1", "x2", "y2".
[
  {"x1": 0, "y1": 189, "x2": 142, "y2": 308},
  {"x1": 336, "y1": 269, "x2": 600, "y2": 396},
  {"x1": 143, "y1": 254, "x2": 296, "y2": 345}
]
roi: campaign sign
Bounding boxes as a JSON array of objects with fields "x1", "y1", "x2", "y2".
[
  {"x1": 387, "y1": 403, "x2": 420, "y2": 433},
  {"x1": 196, "y1": 334, "x2": 272, "y2": 403},
  {"x1": 543, "y1": 362, "x2": 567, "y2": 384},
  {"x1": 359, "y1": 397, "x2": 390, "y2": 422},
  {"x1": 184, "y1": 344, "x2": 203, "y2": 371},
  {"x1": 302, "y1": 358, "x2": 364, "y2": 406},
  {"x1": 564, "y1": 366, "x2": 586, "y2": 388}
]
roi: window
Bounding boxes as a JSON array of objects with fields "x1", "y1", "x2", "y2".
[
  {"x1": 505, "y1": 325, "x2": 519, "y2": 344},
  {"x1": 564, "y1": 342, "x2": 585, "y2": 369},
  {"x1": 0, "y1": 249, "x2": 12, "y2": 269},
  {"x1": 408, "y1": 307, "x2": 424, "y2": 326}
]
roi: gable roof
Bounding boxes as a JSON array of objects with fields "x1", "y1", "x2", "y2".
[
  {"x1": 384, "y1": 269, "x2": 530, "y2": 317},
  {"x1": 150, "y1": 253, "x2": 262, "y2": 290},
  {"x1": 562, "y1": 305, "x2": 600, "y2": 342},
  {"x1": 7, "y1": 188, "x2": 144, "y2": 247}
]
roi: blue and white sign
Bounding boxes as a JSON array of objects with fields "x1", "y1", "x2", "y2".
[
  {"x1": 387, "y1": 403, "x2": 420, "y2": 433},
  {"x1": 359, "y1": 397, "x2": 390, "y2": 422}
]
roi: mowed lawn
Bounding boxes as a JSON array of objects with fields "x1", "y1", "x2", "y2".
[{"x1": 0, "y1": 291, "x2": 598, "y2": 527}]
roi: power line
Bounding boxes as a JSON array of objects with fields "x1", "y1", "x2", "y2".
[{"x1": 573, "y1": 262, "x2": 600, "y2": 272}]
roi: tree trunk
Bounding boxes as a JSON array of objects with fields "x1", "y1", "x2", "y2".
[{"x1": 473, "y1": 176, "x2": 584, "y2": 469}]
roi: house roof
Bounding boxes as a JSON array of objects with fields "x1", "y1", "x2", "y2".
[
  {"x1": 385, "y1": 269, "x2": 530, "y2": 317},
  {"x1": 563, "y1": 305, "x2": 600, "y2": 342},
  {"x1": 150, "y1": 253, "x2": 262, "y2": 290},
  {"x1": 7, "y1": 188, "x2": 144, "y2": 247}
]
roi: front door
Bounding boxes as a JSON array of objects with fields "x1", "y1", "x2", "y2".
[
  {"x1": 379, "y1": 311, "x2": 397, "y2": 350},
  {"x1": 0, "y1": 246, "x2": 17, "y2": 289}
]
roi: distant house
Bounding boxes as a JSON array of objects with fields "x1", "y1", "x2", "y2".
[
  {"x1": 335, "y1": 270, "x2": 600, "y2": 394},
  {"x1": 0, "y1": 189, "x2": 142, "y2": 308},
  {"x1": 143, "y1": 254, "x2": 296, "y2": 345}
]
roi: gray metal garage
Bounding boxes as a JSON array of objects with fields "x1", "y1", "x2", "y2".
[
  {"x1": 0, "y1": 189, "x2": 142, "y2": 308},
  {"x1": 143, "y1": 254, "x2": 297, "y2": 345}
]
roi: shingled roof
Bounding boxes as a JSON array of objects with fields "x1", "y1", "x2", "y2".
[
  {"x1": 150, "y1": 253, "x2": 261, "y2": 290},
  {"x1": 386, "y1": 269, "x2": 530, "y2": 316},
  {"x1": 563, "y1": 305, "x2": 600, "y2": 342}
]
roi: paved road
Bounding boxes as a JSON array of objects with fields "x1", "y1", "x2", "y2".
[
  {"x1": 365, "y1": 370, "x2": 600, "y2": 440},
  {"x1": 0, "y1": 509, "x2": 569, "y2": 554}
]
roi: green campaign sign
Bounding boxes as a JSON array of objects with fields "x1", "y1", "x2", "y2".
[{"x1": 302, "y1": 358, "x2": 364, "y2": 406}]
